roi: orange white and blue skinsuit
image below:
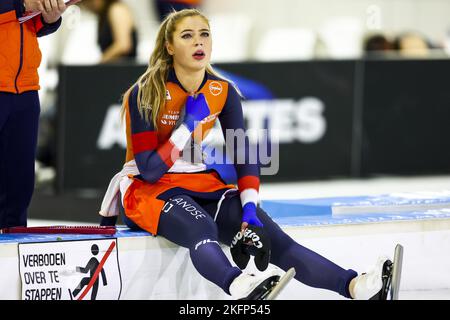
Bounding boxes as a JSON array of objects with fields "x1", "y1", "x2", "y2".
[
  {"x1": 0, "y1": 1, "x2": 61, "y2": 228},
  {"x1": 100, "y1": 69, "x2": 358, "y2": 298}
]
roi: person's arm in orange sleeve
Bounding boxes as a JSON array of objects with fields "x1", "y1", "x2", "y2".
[{"x1": 0, "y1": 0, "x2": 27, "y2": 24}]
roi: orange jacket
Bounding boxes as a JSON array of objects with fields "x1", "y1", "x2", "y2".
[
  {"x1": 0, "y1": 1, "x2": 61, "y2": 94},
  {"x1": 165, "y1": 0, "x2": 202, "y2": 6}
]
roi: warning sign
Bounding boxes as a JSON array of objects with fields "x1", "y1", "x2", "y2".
[{"x1": 19, "y1": 239, "x2": 121, "y2": 300}]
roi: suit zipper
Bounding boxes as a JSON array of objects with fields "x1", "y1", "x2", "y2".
[{"x1": 14, "y1": 23, "x2": 24, "y2": 94}]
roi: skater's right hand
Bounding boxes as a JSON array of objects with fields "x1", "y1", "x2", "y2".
[{"x1": 182, "y1": 93, "x2": 210, "y2": 132}]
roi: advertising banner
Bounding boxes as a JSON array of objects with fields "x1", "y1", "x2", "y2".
[
  {"x1": 58, "y1": 61, "x2": 355, "y2": 191},
  {"x1": 361, "y1": 59, "x2": 450, "y2": 176}
]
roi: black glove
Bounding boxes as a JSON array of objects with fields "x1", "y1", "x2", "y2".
[
  {"x1": 230, "y1": 229, "x2": 250, "y2": 269},
  {"x1": 100, "y1": 216, "x2": 117, "y2": 226},
  {"x1": 230, "y1": 225, "x2": 271, "y2": 271}
]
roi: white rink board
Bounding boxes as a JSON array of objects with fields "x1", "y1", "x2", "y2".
[{"x1": 1, "y1": 218, "x2": 450, "y2": 300}]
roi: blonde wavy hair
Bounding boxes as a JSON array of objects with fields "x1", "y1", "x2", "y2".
[{"x1": 122, "y1": 9, "x2": 226, "y2": 130}]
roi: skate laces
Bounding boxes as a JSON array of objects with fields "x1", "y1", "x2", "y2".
[
  {"x1": 366, "y1": 256, "x2": 388, "y2": 286},
  {"x1": 354, "y1": 256, "x2": 389, "y2": 299}
]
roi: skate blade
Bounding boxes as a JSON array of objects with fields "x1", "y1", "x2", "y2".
[
  {"x1": 265, "y1": 267, "x2": 296, "y2": 300},
  {"x1": 390, "y1": 244, "x2": 404, "y2": 300}
]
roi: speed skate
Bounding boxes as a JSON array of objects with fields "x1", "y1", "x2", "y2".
[
  {"x1": 371, "y1": 244, "x2": 404, "y2": 300},
  {"x1": 251, "y1": 268, "x2": 296, "y2": 300},
  {"x1": 265, "y1": 267, "x2": 296, "y2": 300}
]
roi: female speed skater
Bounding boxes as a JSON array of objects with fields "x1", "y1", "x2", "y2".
[{"x1": 99, "y1": 8, "x2": 397, "y2": 300}]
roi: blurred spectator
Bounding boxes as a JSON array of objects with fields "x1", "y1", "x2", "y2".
[
  {"x1": 364, "y1": 34, "x2": 393, "y2": 55},
  {"x1": 154, "y1": 0, "x2": 202, "y2": 21},
  {"x1": 444, "y1": 28, "x2": 450, "y2": 56},
  {"x1": 0, "y1": 0, "x2": 78, "y2": 227},
  {"x1": 393, "y1": 32, "x2": 430, "y2": 58},
  {"x1": 84, "y1": 0, "x2": 138, "y2": 63}
]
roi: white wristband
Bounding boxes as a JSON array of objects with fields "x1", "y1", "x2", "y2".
[
  {"x1": 170, "y1": 124, "x2": 192, "y2": 150},
  {"x1": 240, "y1": 188, "x2": 259, "y2": 206}
]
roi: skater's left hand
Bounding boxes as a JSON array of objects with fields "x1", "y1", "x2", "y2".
[{"x1": 230, "y1": 203, "x2": 271, "y2": 271}]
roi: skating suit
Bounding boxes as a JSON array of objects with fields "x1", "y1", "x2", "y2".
[{"x1": 120, "y1": 69, "x2": 259, "y2": 234}]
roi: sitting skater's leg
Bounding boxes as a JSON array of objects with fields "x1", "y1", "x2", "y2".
[
  {"x1": 213, "y1": 193, "x2": 357, "y2": 299},
  {"x1": 157, "y1": 194, "x2": 242, "y2": 294},
  {"x1": 257, "y1": 207, "x2": 357, "y2": 298}
]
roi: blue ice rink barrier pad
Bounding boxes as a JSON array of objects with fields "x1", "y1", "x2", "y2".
[
  {"x1": 264, "y1": 208, "x2": 450, "y2": 228},
  {"x1": 1, "y1": 191, "x2": 450, "y2": 243},
  {"x1": 260, "y1": 191, "x2": 450, "y2": 227},
  {"x1": 261, "y1": 191, "x2": 450, "y2": 216}
]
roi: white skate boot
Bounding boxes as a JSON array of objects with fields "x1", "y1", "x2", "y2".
[
  {"x1": 229, "y1": 268, "x2": 295, "y2": 300},
  {"x1": 353, "y1": 256, "x2": 390, "y2": 300},
  {"x1": 353, "y1": 244, "x2": 404, "y2": 300}
]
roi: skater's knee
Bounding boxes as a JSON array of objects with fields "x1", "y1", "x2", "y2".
[
  {"x1": 269, "y1": 239, "x2": 297, "y2": 266},
  {"x1": 183, "y1": 219, "x2": 219, "y2": 249}
]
